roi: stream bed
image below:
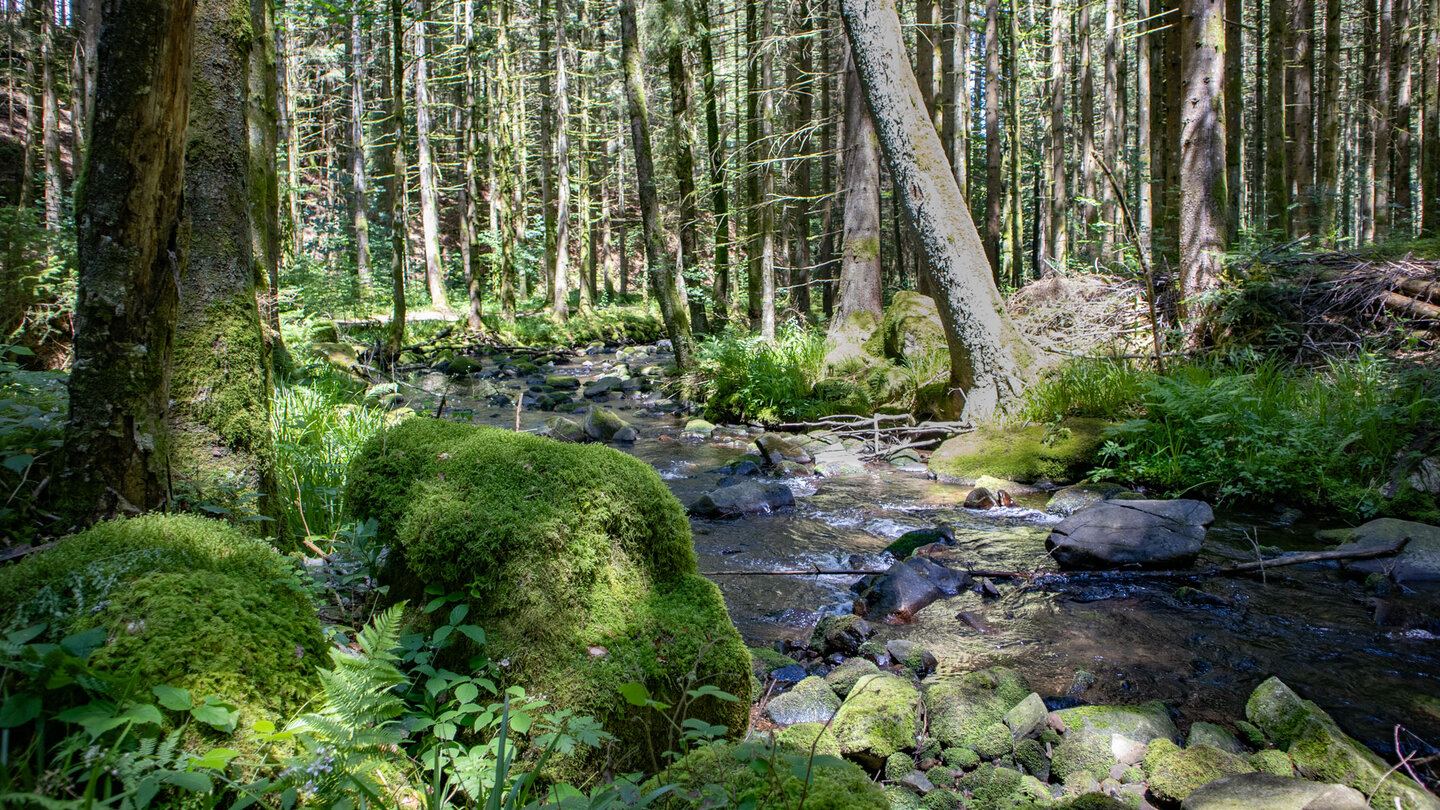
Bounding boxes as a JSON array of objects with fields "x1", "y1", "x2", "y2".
[{"x1": 403, "y1": 343, "x2": 1440, "y2": 762}]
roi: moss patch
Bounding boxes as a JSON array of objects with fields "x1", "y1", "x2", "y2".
[
  {"x1": 925, "y1": 667, "x2": 1031, "y2": 751},
  {"x1": 650, "y1": 741, "x2": 889, "y2": 809},
  {"x1": 830, "y1": 673, "x2": 922, "y2": 767},
  {"x1": 345, "y1": 418, "x2": 750, "y2": 777},
  {"x1": 1141, "y1": 739, "x2": 1253, "y2": 804},
  {"x1": 928, "y1": 417, "x2": 1112, "y2": 485}
]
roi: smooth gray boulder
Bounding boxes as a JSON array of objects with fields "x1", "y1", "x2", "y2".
[
  {"x1": 765, "y1": 676, "x2": 841, "y2": 726},
  {"x1": 1181, "y1": 773, "x2": 1369, "y2": 810},
  {"x1": 688, "y1": 480, "x2": 796, "y2": 518},
  {"x1": 1046, "y1": 499, "x2": 1214, "y2": 570},
  {"x1": 853, "y1": 557, "x2": 971, "y2": 623},
  {"x1": 1327, "y1": 518, "x2": 1440, "y2": 588}
]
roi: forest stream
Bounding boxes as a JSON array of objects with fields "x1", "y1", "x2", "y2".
[{"x1": 405, "y1": 342, "x2": 1440, "y2": 764}]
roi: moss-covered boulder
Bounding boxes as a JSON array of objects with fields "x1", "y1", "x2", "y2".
[
  {"x1": 826, "y1": 657, "x2": 882, "y2": 697},
  {"x1": 1142, "y1": 739, "x2": 1254, "y2": 804},
  {"x1": 766, "y1": 676, "x2": 842, "y2": 726},
  {"x1": 928, "y1": 418, "x2": 1111, "y2": 485},
  {"x1": 926, "y1": 667, "x2": 1031, "y2": 751},
  {"x1": 650, "y1": 741, "x2": 889, "y2": 809},
  {"x1": 1186, "y1": 722, "x2": 1245, "y2": 754},
  {"x1": 1051, "y1": 702, "x2": 1179, "y2": 782},
  {"x1": 345, "y1": 418, "x2": 751, "y2": 776},
  {"x1": 1245, "y1": 677, "x2": 1439, "y2": 809},
  {"x1": 823, "y1": 310, "x2": 883, "y2": 371},
  {"x1": 810, "y1": 614, "x2": 875, "y2": 657},
  {"x1": 776, "y1": 722, "x2": 843, "y2": 758},
  {"x1": 0, "y1": 514, "x2": 323, "y2": 731},
  {"x1": 1180, "y1": 772, "x2": 1370, "y2": 810},
  {"x1": 1247, "y1": 749, "x2": 1295, "y2": 777},
  {"x1": 830, "y1": 673, "x2": 923, "y2": 767},
  {"x1": 868, "y1": 291, "x2": 949, "y2": 365}
]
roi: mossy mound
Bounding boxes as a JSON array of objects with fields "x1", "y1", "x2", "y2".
[
  {"x1": 928, "y1": 418, "x2": 1111, "y2": 485},
  {"x1": 344, "y1": 418, "x2": 750, "y2": 776},
  {"x1": 830, "y1": 673, "x2": 922, "y2": 767},
  {"x1": 1245, "y1": 677, "x2": 1439, "y2": 809},
  {"x1": 650, "y1": 741, "x2": 889, "y2": 809},
  {"x1": 1051, "y1": 702, "x2": 1179, "y2": 782},
  {"x1": 925, "y1": 667, "x2": 1032, "y2": 752},
  {"x1": 866, "y1": 291, "x2": 949, "y2": 364},
  {"x1": 0, "y1": 514, "x2": 323, "y2": 728},
  {"x1": 1141, "y1": 739, "x2": 1253, "y2": 804},
  {"x1": 776, "y1": 722, "x2": 842, "y2": 758}
]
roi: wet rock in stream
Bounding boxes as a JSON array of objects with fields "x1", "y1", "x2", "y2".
[
  {"x1": 853, "y1": 557, "x2": 973, "y2": 623},
  {"x1": 1046, "y1": 499, "x2": 1215, "y2": 570},
  {"x1": 687, "y1": 480, "x2": 796, "y2": 517}
]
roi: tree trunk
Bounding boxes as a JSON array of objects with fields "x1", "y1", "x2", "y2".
[
  {"x1": 349, "y1": 11, "x2": 371, "y2": 289},
  {"x1": 1077, "y1": 0, "x2": 1097, "y2": 259},
  {"x1": 278, "y1": 10, "x2": 301, "y2": 255},
  {"x1": 414, "y1": 0, "x2": 447, "y2": 312},
  {"x1": 1423, "y1": 0, "x2": 1439, "y2": 236},
  {"x1": 839, "y1": 0, "x2": 1037, "y2": 419},
  {"x1": 983, "y1": 0, "x2": 1002, "y2": 275},
  {"x1": 1286, "y1": 0, "x2": 1315, "y2": 236},
  {"x1": 620, "y1": 0, "x2": 695, "y2": 366},
  {"x1": 1223, "y1": 0, "x2": 1243, "y2": 245},
  {"x1": 1360, "y1": 0, "x2": 1378, "y2": 241},
  {"x1": 1375, "y1": 0, "x2": 1393, "y2": 240},
  {"x1": 1393, "y1": 0, "x2": 1413, "y2": 234},
  {"x1": 1316, "y1": 0, "x2": 1341, "y2": 242},
  {"x1": 461, "y1": 0, "x2": 484, "y2": 329},
  {"x1": 695, "y1": 0, "x2": 733, "y2": 323},
  {"x1": 1265, "y1": 0, "x2": 1289, "y2": 235},
  {"x1": 1005, "y1": 0, "x2": 1022, "y2": 285},
  {"x1": 1045, "y1": 0, "x2": 1067, "y2": 272},
  {"x1": 172, "y1": 0, "x2": 278, "y2": 529},
  {"x1": 1101, "y1": 0, "x2": 1121, "y2": 255},
  {"x1": 948, "y1": 0, "x2": 969, "y2": 193},
  {"x1": 1178, "y1": 0, "x2": 1226, "y2": 329},
  {"x1": 745, "y1": 0, "x2": 763, "y2": 327},
  {"x1": 387, "y1": 0, "x2": 408, "y2": 357},
  {"x1": 59, "y1": 0, "x2": 197, "y2": 523},
  {"x1": 790, "y1": 0, "x2": 815, "y2": 319},
  {"x1": 819, "y1": 0, "x2": 839, "y2": 317},
  {"x1": 40, "y1": 0, "x2": 61, "y2": 240},
  {"x1": 1138, "y1": 0, "x2": 1152, "y2": 248},
  {"x1": 495, "y1": 0, "x2": 518, "y2": 321},
  {"x1": 552, "y1": 0, "x2": 571, "y2": 321},
  {"x1": 758, "y1": 0, "x2": 777, "y2": 338},
  {"x1": 250, "y1": 0, "x2": 281, "y2": 334},
  {"x1": 668, "y1": 31, "x2": 702, "y2": 326},
  {"x1": 832, "y1": 43, "x2": 884, "y2": 332}
]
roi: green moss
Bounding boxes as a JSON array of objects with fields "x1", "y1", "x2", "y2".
[
  {"x1": 1014, "y1": 737, "x2": 1050, "y2": 779},
  {"x1": 1141, "y1": 739, "x2": 1253, "y2": 804},
  {"x1": 943, "y1": 746, "x2": 981, "y2": 769},
  {"x1": 776, "y1": 722, "x2": 842, "y2": 758},
  {"x1": 1055, "y1": 795, "x2": 1131, "y2": 810},
  {"x1": 966, "y1": 765, "x2": 1039, "y2": 810},
  {"x1": 928, "y1": 418, "x2": 1111, "y2": 485},
  {"x1": 885, "y1": 786, "x2": 924, "y2": 810},
  {"x1": 1234, "y1": 719, "x2": 1266, "y2": 748},
  {"x1": 1247, "y1": 748, "x2": 1294, "y2": 776},
  {"x1": 866, "y1": 291, "x2": 948, "y2": 365},
  {"x1": 885, "y1": 751, "x2": 917, "y2": 781},
  {"x1": 750, "y1": 646, "x2": 796, "y2": 675},
  {"x1": 0, "y1": 515, "x2": 321, "y2": 746},
  {"x1": 925, "y1": 667, "x2": 1031, "y2": 751},
  {"x1": 975, "y1": 722, "x2": 1015, "y2": 759},
  {"x1": 830, "y1": 673, "x2": 922, "y2": 766},
  {"x1": 650, "y1": 741, "x2": 889, "y2": 809},
  {"x1": 922, "y1": 786, "x2": 963, "y2": 810},
  {"x1": 345, "y1": 419, "x2": 749, "y2": 778}
]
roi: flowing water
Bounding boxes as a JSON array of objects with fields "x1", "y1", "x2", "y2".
[{"x1": 407, "y1": 345, "x2": 1440, "y2": 762}]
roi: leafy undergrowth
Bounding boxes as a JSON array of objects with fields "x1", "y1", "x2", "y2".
[
  {"x1": 1022, "y1": 352, "x2": 1440, "y2": 520},
  {"x1": 0, "y1": 345, "x2": 66, "y2": 547}
]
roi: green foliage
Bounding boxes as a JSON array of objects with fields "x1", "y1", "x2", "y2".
[
  {"x1": 0, "y1": 344, "x2": 66, "y2": 545},
  {"x1": 272, "y1": 366, "x2": 410, "y2": 539},
  {"x1": 1093, "y1": 352, "x2": 1440, "y2": 516},
  {"x1": 686, "y1": 322, "x2": 834, "y2": 423},
  {"x1": 1017, "y1": 358, "x2": 1151, "y2": 423},
  {"x1": 0, "y1": 205, "x2": 76, "y2": 359},
  {"x1": 648, "y1": 740, "x2": 890, "y2": 809}
]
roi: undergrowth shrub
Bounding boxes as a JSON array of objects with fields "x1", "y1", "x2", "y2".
[
  {"x1": 0, "y1": 345, "x2": 66, "y2": 546},
  {"x1": 687, "y1": 322, "x2": 834, "y2": 423}
]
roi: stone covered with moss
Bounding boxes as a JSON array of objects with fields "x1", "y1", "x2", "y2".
[
  {"x1": 1245, "y1": 677, "x2": 1440, "y2": 809},
  {"x1": 826, "y1": 657, "x2": 881, "y2": 697},
  {"x1": 0, "y1": 514, "x2": 323, "y2": 727},
  {"x1": 926, "y1": 667, "x2": 1031, "y2": 752},
  {"x1": 866, "y1": 291, "x2": 949, "y2": 364},
  {"x1": 344, "y1": 418, "x2": 751, "y2": 775},
  {"x1": 776, "y1": 722, "x2": 842, "y2": 758},
  {"x1": 928, "y1": 418, "x2": 1111, "y2": 485},
  {"x1": 1050, "y1": 701, "x2": 1179, "y2": 782},
  {"x1": 830, "y1": 673, "x2": 922, "y2": 767},
  {"x1": 1141, "y1": 739, "x2": 1254, "y2": 804},
  {"x1": 650, "y1": 741, "x2": 889, "y2": 809}
]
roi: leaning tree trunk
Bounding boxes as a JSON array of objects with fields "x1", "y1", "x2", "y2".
[
  {"x1": 58, "y1": 0, "x2": 197, "y2": 524},
  {"x1": 839, "y1": 0, "x2": 1037, "y2": 419},
  {"x1": 171, "y1": 0, "x2": 279, "y2": 530},
  {"x1": 620, "y1": 0, "x2": 694, "y2": 367}
]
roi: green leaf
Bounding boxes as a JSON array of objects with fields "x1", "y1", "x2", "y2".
[
  {"x1": 191, "y1": 699, "x2": 239, "y2": 733},
  {"x1": 456, "y1": 624, "x2": 486, "y2": 645},
  {"x1": 2, "y1": 453, "x2": 33, "y2": 472},
  {"x1": 152, "y1": 684, "x2": 193, "y2": 711},
  {"x1": 59, "y1": 625, "x2": 106, "y2": 658},
  {"x1": 135, "y1": 776, "x2": 160, "y2": 808},
  {"x1": 189, "y1": 747, "x2": 242, "y2": 770},
  {"x1": 448, "y1": 604, "x2": 469, "y2": 625},
  {"x1": 163, "y1": 771, "x2": 214, "y2": 793},
  {"x1": 121, "y1": 703, "x2": 165, "y2": 726},
  {"x1": 0, "y1": 693, "x2": 41, "y2": 728},
  {"x1": 454, "y1": 682, "x2": 479, "y2": 704}
]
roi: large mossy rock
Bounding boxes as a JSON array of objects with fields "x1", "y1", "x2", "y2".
[
  {"x1": 830, "y1": 673, "x2": 922, "y2": 767},
  {"x1": 823, "y1": 310, "x2": 883, "y2": 371},
  {"x1": 868, "y1": 291, "x2": 949, "y2": 364},
  {"x1": 1246, "y1": 677, "x2": 1440, "y2": 809},
  {"x1": 1142, "y1": 739, "x2": 1255, "y2": 804},
  {"x1": 0, "y1": 514, "x2": 324, "y2": 730},
  {"x1": 649, "y1": 741, "x2": 889, "y2": 809},
  {"x1": 1180, "y1": 772, "x2": 1370, "y2": 810},
  {"x1": 926, "y1": 667, "x2": 1032, "y2": 752},
  {"x1": 344, "y1": 418, "x2": 751, "y2": 775},
  {"x1": 1051, "y1": 701, "x2": 1180, "y2": 782},
  {"x1": 928, "y1": 418, "x2": 1110, "y2": 485}
]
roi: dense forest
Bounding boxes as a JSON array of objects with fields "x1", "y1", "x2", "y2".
[{"x1": 1, "y1": 0, "x2": 1439, "y2": 806}]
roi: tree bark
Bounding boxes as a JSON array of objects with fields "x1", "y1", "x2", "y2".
[
  {"x1": 348, "y1": 10, "x2": 371, "y2": 289},
  {"x1": 461, "y1": 0, "x2": 484, "y2": 329},
  {"x1": 552, "y1": 0, "x2": 571, "y2": 321},
  {"x1": 1360, "y1": 0, "x2": 1378, "y2": 241},
  {"x1": 620, "y1": 0, "x2": 695, "y2": 366},
  {"x1": 59, "y1": 0, "x2": 197, "y2": 523},
  {"x1": 694, "y1": 0, "x2": 733, "y2": 323},
  {"x1": 983, "y1": 0, "x2": 1002, "y2": 275},
  {"x1": 1178, "y1": 0, "x2": 1226, "y2": 329},
  {"x1": 1102, "y1": 0, "x2": 1121, "y2": 255},
  {"x1": 40, "y1": 0, "x2": 61, "y2": 240},
  {"x1": 789, "y1": 0, "x2": 815, "y2": 318},
  {"x1": 1265, "y1": 0, "x2": 1289, "y2": 235},
  {"x1": 1393, "y1": 0, "x2": 1413, "y2": 233},
  {"x1": 1375, "y1": 0, "x2": 1394, "y2": 240},
  {"x1": 387, "y1": 0, "x2": 408, "y2": 358},
  {"x1": 832, "y1": 43, "x2": 885, "y2": 333},
  {"x1": 839, "y1": 0, "x2": 1037, "y2": 419},
  {"x1": 1423, "y1": 0, "x2": 1440, "y2": 236},
  {"x1": 668, "y1": 26, "x2": 702, "y2": 327},
  {"x1": 495, "y1": 0, "x2": 518, "y2": 321},
  {"x1": 1045, "y1": 0, "x2": 1067, "y2": 273},
  {"x1": 1077, "y1": 0, "x2": 1097, "y2": 258},
  {"x1": 1316, "y1": 0, "x2": 1341, "y2": 242},
  {"x1": 1286, "y1": 0, "x2": 1315, "y2": 236},
  {"x1": 1223, "y1": 0, "x2": 1242, "y2": 245},
  {"x1": 414, "y1": 0, "x2": 447, "y2": 311},
  {"x1": 172, "y1": 0, "x2": 278, "y2": 528}
]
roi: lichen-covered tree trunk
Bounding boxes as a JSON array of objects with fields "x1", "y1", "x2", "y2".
[
  {"x1": 348, "y1": 10, "x2": 372, "y2": 290},
  {"x1": 983, "y1": 0, "x2": 1002, "y2": 274},
  {"x1": 830, "y1": 44, "x2": 884, "y2": 334},
  {"x1": 1178, "y1": 0, "x2": 1226, "y2": 329},
  {"x1": 1315, "y1": 0, "x2": 1341, "y2": 242},
  {"x1": 494, "y1": 0, "x2": 518, "y2": 322},
  {"x1": 839, "y1": 0, "x2": 1036, "y2": 419},
  {"x1": 415, "y1": 0, "x2": 448, "y2": 312},
  {"x1": 1045, "y1": 0, "x2": 1067, "y2": 272},
  {"x1": 666, "y1": 37, "x2": 700, "y2": 324},
  {"x1": 461, "y1": 0, "x2": 484, "y2": 329},
  {"x1": 694, "y1": 0, "x2": 733, "y2": 323},
  {"x1": 58, "y1": 0, "x2": 197, "y2": 523},
  {"x1": 387, "y1": 0, "x2": 409, "y2": 357},
  {"x1": 250, "y1": 0, "x2": 282, "y2": 334},
  {"x1": 171, "y1": 0, "x2": 279, "y2": 529},
  {"x1": 1423, "y1": 0, "x2": 1440, "y2": 237},
  {"x1": 620, "y1": 0, "x2": 694, "y2": 367}
]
